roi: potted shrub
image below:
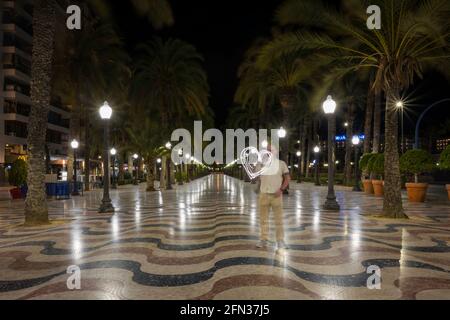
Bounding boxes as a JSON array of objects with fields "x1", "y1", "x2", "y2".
[
  {"x1": 359, "y1": 153, "x2": 376, "y2": 194},
  {"x1": 175, "y1": 170, "x2": 184, "y2": 185},
  {"x1": 368, "y1": 153, "x2": 384, "y2": 197},
  {"x1": 8, "y1": 159, "x2": 28, "y2": 199},
  {"x1": 439, "y1": 145, "x2": 450, "y2": 200},
  {"x1": 400, "y1": 149, "x2": 435, "y2": 203}
]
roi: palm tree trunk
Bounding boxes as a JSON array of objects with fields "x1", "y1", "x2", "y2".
[
  {"x1": 45, "y1": 144, "x2": 51, "y2": 174},
  {"x1": 25, "y1": 0, "x2": 56, "y2": 225},
  {"x1": 364, "y1": 81, "x2": 375, "y2": 153},
  {"x1": 383, "y1": 89, "x2": 407, "y2": 218},
  {"x1": 160, "y1": 155, "x2": 167, "y2": 190},
  {"x1": 300, "y1": 115, "x2": 308, "y2": 176},
  {"x1": 84, "y1": 110, "x2": 90, "y2": 191},
  {"x1": 344, "y1": 103, "x2": 355, "y2": 185},
  {"x1": 305, "y1": 117, "x2": 313, "y2": 178},
  {"x1": 146, "y1": 158, "x2": 156, "y2": 191},
  {"x1": 372, "y1": 91, "x2": 382, "y2": 153}
]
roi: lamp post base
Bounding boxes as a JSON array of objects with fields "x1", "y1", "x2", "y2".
[
  {"x1": 323, "y1": 198, "x2": 340, "y2": 211},
  {"x1": 99, "y1": 200, "x2": 115, "y2": 213}
]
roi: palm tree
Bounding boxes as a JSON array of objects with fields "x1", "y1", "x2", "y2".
[
  {"x1": 25, "y1": 0, "x2": 174, "y2": 225},
  {"x1": 126, "y1": 114, "x2": 165, "y2": 192},
  {"x1": 236, "y1": 42, "x2": 318, "y2": 162},
  {"x1": 257, "y1": 0, "x2": 450, "y2": 218},
  {"x1": 54, "y1": 23, "x2": 130, "y2": 191},
  {"x1": 131, "y1": 38, "x2": 210, "y2": 137},
  {"x1": 25, "y1": 1, "x2": 57, "y2": 225}
]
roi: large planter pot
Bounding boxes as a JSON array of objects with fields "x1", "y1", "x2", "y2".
[
  {"x1": 405, "y1": 183, "x2": 429, "y2": 203},
  {"x1": 9, "y1": 188, "x2": 22, "y2": 200},
  {"x1": 446, "y1": 185, "x2": 450, "y2": 200},
  {"x1": 372, "y1": 180, "x2": 384, "y2": 197},
  {"x1": 363, "y1": 180, "x2": 374, "y2": 194}
]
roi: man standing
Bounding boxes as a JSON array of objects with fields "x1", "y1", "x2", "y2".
[{"x1": 257, "y1": 145, "x2": 291, "y2": 250}]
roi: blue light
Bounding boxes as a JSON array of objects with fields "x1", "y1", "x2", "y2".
[{"x1": 335, "y1": 134, "x2": 365, "y2": 141}]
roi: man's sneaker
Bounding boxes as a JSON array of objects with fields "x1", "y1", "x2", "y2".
[
  {"x1": 256, "y1": 240, "x2": 269, "y2": 248},
  {"x1": 277, "y1": 241, "x2": 288, "y2": 250}
]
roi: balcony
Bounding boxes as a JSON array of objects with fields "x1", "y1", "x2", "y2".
[
  {"x1": 2, "y1": 10, "x2": 33, "y2": 36},
  {"x1": 2, "y1": 23, "x2": 33, "y2": 44}
]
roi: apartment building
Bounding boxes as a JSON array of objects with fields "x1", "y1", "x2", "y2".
[{"x1": 1, "y1": 0, "x2": 71, "y2": 183}]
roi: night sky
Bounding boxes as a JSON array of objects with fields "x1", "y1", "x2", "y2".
[
  {"x1": 110, "y1": 1, "x2": 450, "y2": 134},
  {"x1": 110, "y1": 0, "x2": 281, "y2": 129}
]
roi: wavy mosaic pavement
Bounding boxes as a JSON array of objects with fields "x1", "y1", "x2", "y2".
[{"x1": 0, "y1": 175, "x2": 449, "y2": 300}]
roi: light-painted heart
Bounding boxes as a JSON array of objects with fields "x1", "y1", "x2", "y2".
[{"x1": 239, "y1": 147, "x2": 273, "y2": 180}]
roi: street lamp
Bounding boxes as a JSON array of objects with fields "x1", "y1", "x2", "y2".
[
  {"x1": 277, "y1": 127, "x2": 289, "y2": 193},
  {"x1": 261, "y1": 140, "x2": 269, "y2": 149},
  {"x1": 396, "y1": 101, "x2": 405, "y2": 153},
  {"x1": 313, "y1": 146, "x2": 321, "y2": 186},
  {"x1": 352, "y1": 136, "x2": 362, "y2": 192},
  {"x1": 70, "y1": 139, "x2": 80, "y2": 196},
  {"x1": 185, "y1": 154, "x2": 191, "y2": 182},
  {"x1": 165, "y1": 142, "x2": 173, "y2": 190},
  {"x1": 322, "y1": 95, "x2": 340, "y2": 211},
  {"x1": 133, "y1": 153, "x2": 139, "y2": 185},
  {"x1": 296, "y1": 151, "x2": 302, "y2": 183},
  {"x1": 98, "y1": 102, "x2": 114, "y2": 213},
  {"x1": 110, "y1": 148, "x2": 117, "y2": 190}
]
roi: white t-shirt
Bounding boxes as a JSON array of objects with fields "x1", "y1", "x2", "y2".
[{"x1": 260, "y1": 159, "x2": 290, "y2": 194}]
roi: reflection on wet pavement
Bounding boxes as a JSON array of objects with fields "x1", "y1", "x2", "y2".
[{"x1": 0, "y1": 174, "x2": 449, "y2": 300}]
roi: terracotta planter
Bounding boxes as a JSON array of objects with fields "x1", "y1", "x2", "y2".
[
  {"x1": 372, "y1": 180, "x2": 384, "y2": 197},
  {"x1": 363, "y1": 180, "x2": 374, "y2": 194},
  {"x1": 405, "y1": 183, "x2": 429, "y2": 203},
  {"x1": 446, "y1": 185, "x2": 450, "y2": 200},
  {"x1": 9, "y1": 188, "x2": 22, "y2": 200}
]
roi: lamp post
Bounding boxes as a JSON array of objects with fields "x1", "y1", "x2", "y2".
[
  {"x1": 98, "y1": 102, "x2": 114, "y2": 213},
  {"x1": 133, "y1": 153, "x2": 139, "y2": 185},
  {"x1": 296, "y1": 151, "x2": 302, "y2": 183},
  {"x1": 185, "y1": 153, "x2": 191, "y2": 182},
  {"x1": 322, "y1": 95, "x2": 340, "y2": 211},
  {"x1": 71, "y1": 139, "x2": 80, "y2": 196},
  {"x1": 396, "y1": 101, "x2": 405, "y2": 153},
  {"x1": 278, "y1": 127, "x2": 289, "y2": 194},
  {"x1": 110, "y1": 148, "x2": 117, "y2": 190},
  {"x1": 314, "y1": 146, "x2": 320, "y2": 186},
  {"x1": 352, "y1": 136, "x2": 362, "y2": 192},
  {"x1": 278, "y1": 127, "x2": 287, "y2": 160},
  {"x1": 165, "y1": 142, "x2": 173, "y2": 190}
]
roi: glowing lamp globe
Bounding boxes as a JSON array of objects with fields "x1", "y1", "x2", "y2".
[
  {"x1": 323, "y1": 95, "x2": 337, "y2": 114},
  {"x1": 296, "y1": 151, "x2": 302, "y2": 157},
  {"x1": 261, "y1": 140, "x2": 269, "y2": 148},
  {"x1": 165, "y1": 142, "x2": 172, "y2": 149},
  {"x1": 157, "y1": 158, "x2": 162, "y2": 164},
  {"x1": 314, "y1": 146, "x2": 320, "y2": 153},
  {"x1": 110, "y1": 148, "x2": 117, "y2": 156},
  {"x1": 99, "y1": 101, "x2": 113, "y2": 120},
  {"x1": 352, "y1": 136, "x2": 361, "y2": 146},
  {"x1": 71, "y1": 139, "x2": 79, "y2": 150},
  {"x1": 278, "y1": 127, "x2": 287, "y2": 138},
  {"x1": 133, "y1": 154, "x2": 139, "y2": 160}
]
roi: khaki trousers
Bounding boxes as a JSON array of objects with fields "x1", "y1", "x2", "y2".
[{"x1": 259, "y1": 193, "x2": 284, "y2": 242}]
